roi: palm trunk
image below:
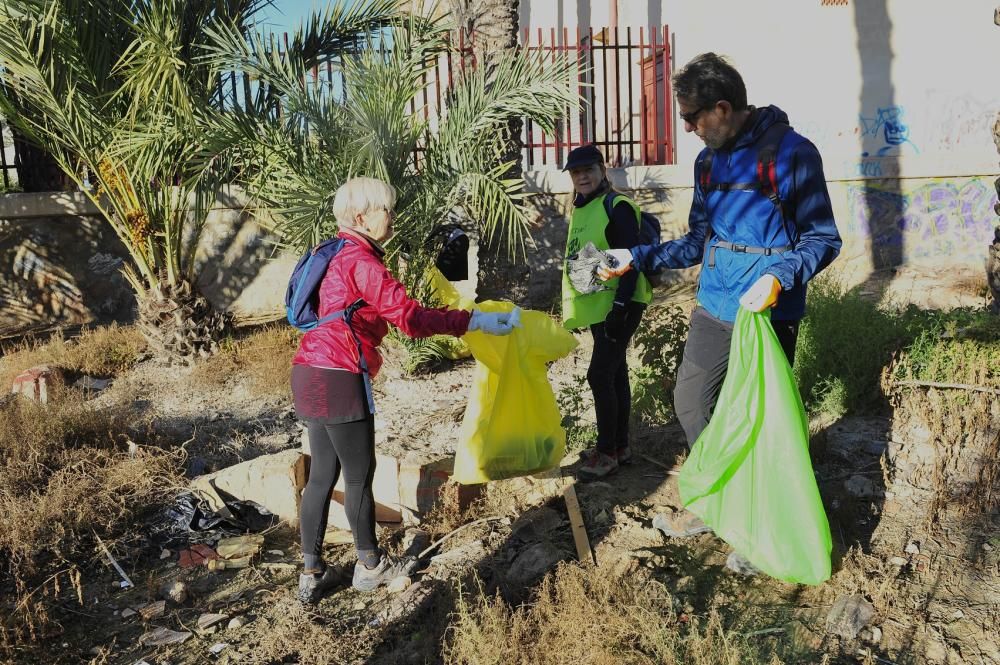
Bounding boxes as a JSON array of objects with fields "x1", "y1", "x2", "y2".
[
  {"x1": 135, "y1": 279, "x2": 229, "y2": 364},
  {"x1": 450, "y1": 0, "x2": 529, "y2": 303}
]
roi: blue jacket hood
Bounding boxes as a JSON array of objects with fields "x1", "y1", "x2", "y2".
[{"x1": 731, "y1": 105, "x2": 790, "y2": 152}]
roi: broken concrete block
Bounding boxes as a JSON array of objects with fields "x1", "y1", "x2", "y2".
[
  {"x1": 216, "y1": 534, "x2": 264, "y2": 560},
  {"x1": 11, "y1": 365, "x2": 61, "y2": 403},
  {"x1": 191, "y1": 450, "x2": 301, "y2": 523},
  {"x1": 138, "y1": 627, "x2": 192, "y2": 646},
  {"x1": 196, "y1": 613, "x2": 229, "y2": 631},
  {"x1": 138, "y1": 600, "x2": 166, "y2": 620}
]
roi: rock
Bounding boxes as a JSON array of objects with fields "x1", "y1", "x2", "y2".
[
  {"x1": 924, "y1": 638, "x2": 948, "y2": 662},
  {"x1": 160, "y1": 580, "x2": 188, "y2": 604},
  {"x1": 510, "y1": 507, "x2": 565, "y2": 542},
  {"x1": 871, "y1": 626, "x2": 882, "y2": 643},
  {"x1": 507, "y1": 542, "x2": 566, "y2": 586},
  {"x1": 267, "y1": 549, "x2": 286, "y2": 557},
  {"x1": 863, "y1": 440, "x2": 888, "y2": 456},
  {"x1": 197, "y1": 613, "x2": 228, "y2": 631},
  {"x1": 401, "y1": 528, "x2": 431, "y2": 557},
  {"x1": 725, "y1": 551, "x2": 759, "y2": 576},
  {"x1": 386, "y1": 576, "x2": 412, "y2": 593},
  {"x1": 138, "y1": 600, "x2": 166, "y2": 620},
  {"x1": 353, "y1": 601, "x2": 366, "y2": 611},
  {"x1": 951, "y1": 609, "x2": 964, "y2": 620},
  {"x1": 160, "y1": 549, "x2": 172, "y2": 560},
  {"x1": 209, "y1": 643, "x2": 229, "y2": 655},
  {"x1": 121, "y1": 608, "x2": 137, "y2": 619},
  {"x1": 826, "y1": 594, "x2": 875, "y2": 639},
  {"x1": 905, "y1": 541, "x2": 920, "y2": 555},
  {"x1": 888, "y1": 556, "x2": 908, "y2": 566},
  {"x1": 73, "y1": 376, "x2": 111, "y2": 392},
  {"x1": 430, "y1": 539, "x2": 487, "y2": 568},
  {"x1": 227, "y1": 616, "x2": 247, "y2": 630},
  {"x1": 845, "y1": 475, "x2": 878, "y2": 499},
  {"x1": 138, "y1": 626, "x2": 192, "y2": 646}
]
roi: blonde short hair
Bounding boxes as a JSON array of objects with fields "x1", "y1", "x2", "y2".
[{"x1": 332, "y1": 177, "x2": 397, "y2": 228}]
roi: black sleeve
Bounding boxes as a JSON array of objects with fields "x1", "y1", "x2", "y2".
[{"x1": 605, "y1": 199, "x2": 640, "y2": 304}]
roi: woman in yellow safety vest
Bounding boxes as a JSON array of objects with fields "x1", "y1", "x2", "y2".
[{"x1": 560, "y1": 144, "x2": 651, "y2": 480}]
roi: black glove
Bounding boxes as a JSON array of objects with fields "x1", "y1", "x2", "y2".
[{"x1": 604, "y1": 301, "x2": 628, "y2": 342}]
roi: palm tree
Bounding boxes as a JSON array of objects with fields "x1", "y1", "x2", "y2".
[
  {"x1": 201, "y1": 3, "x2": 575, "y2": 313},
  {"x1": 0, "y1": 0, "x2": 397, "y2": 361}
]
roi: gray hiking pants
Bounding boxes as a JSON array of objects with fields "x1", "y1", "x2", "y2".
[{"x1": 673, "y1": 306, "x2": 800, "y2": 447}]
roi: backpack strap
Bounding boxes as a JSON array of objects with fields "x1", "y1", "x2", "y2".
[
  {"x1": 756, "y1": 122, "x2": 793, "y2": 223},
  {"x1": 340, "y1": 298, "x2": 376, "y2": 415},
  {"x1": 698, "y1": 151, "x2": 715, "y2": 267}
]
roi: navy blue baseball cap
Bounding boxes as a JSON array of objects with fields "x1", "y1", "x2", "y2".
[{"x1": 563, "y1": 144, "x2": 605, "y2": 171}]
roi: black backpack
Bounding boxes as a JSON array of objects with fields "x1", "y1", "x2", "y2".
[{"x1": 602, "y1": 192, "x2": 667, "y2": 287}]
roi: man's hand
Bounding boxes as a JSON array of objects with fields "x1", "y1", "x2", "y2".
[
  {"x1": 604, "y1": 302, "x2": 628, "y2": 341},
  {"x1": 596, "y1": 248, "x2": 634, "y2": 281},
  {"x1": 739, "y1": 274, "x2": 782, "y2": 312}
]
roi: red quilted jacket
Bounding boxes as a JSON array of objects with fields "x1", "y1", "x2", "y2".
[{"x1": 292, "y1": 230, "x2": 472, "y2": 376}]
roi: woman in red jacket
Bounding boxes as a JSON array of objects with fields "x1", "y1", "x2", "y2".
[{"x1": 294, "y1": 177, "x2": 517, "y2": 603}]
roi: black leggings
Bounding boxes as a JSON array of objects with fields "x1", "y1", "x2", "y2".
[
  {"x1": 587, "y1": 302, "x2": 646, "y2": 455},
  {"x1": 300, "y1": 417, "x2": 380, "y2": 569}
]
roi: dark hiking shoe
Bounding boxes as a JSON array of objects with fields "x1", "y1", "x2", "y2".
[
  {"x1": 652, "y1": 512, "x2": 713, "y2": 538},
  {"x1": 581, "y1": 444, "x2": 633, "y2": 465},
  {"x1": 352, "y1": 555, "x2": 417, "y2": 593},
  {"x1": 578, "y1": 451, "x2": 619, "y2": 480},
  {"x1": 298, "y1": 565, "x2": 344, "y2": 604}
]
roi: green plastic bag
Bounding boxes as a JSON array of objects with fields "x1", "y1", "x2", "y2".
[{"x1": 678, "y1": 308, "x2": 832, "y2": 585}]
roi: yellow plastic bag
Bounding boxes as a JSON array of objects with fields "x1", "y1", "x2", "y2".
[
  {"x1": 427, "y1": 267, "x2": 577, "y2": 482},
  {"x1": 453, "y1": 300, "x2": 578, "y2": 483},
  {"x1": 426, "y1": 269, "x2": 472, "y2": 359}
]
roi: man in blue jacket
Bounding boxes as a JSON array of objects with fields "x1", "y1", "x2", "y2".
[{"x1": 602, "y1": 53, "x2": 841, "y2": 538}]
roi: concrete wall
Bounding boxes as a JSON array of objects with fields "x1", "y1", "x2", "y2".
[{"x1": 0, "y1": 191, "x2": 295, "y2": 335}]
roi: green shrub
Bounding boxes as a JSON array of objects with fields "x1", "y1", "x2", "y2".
[{"x1": 630, "y1": 303, "x2": 688, "y2": 425}]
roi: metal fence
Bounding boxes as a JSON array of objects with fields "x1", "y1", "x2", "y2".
[{"x1": 521, "y1": 25, "x2": 675, "y2": 169}]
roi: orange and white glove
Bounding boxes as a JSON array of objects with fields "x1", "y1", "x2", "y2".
[
  {"x1": 596, "y1": 248, "x2": 634, "y2": 281},
  {"x1": 739, "y1": 275, "x2": 782, "y2": 312}
]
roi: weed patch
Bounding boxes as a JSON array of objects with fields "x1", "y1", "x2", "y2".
[
  {"x1": 444, "y1": 565, "x2": 794, "y2": 664},
  {"x1": 0, "y1": 324, "x2": 145, "y2": 388},
  {"x1": 189, "y1": 324, "x2": 300, "y2": 396},
  {"x1": 0, "y1": 396, "x2": 181, "y2": 649}
]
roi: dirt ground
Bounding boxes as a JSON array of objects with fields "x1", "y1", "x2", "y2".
[{"x1": 3, "y1": 318, "x2": 998, "y2": 665}]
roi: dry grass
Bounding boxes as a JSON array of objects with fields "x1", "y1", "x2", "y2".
[
  {"x1": 0, "y1": 396, "x2": 182, "y2": 648},
  {"x1": 232, "y1": 595, "x2": 373, "y2": 664},
  {"x1": 0, "y1": 324, "x2": 145, "y2": 388},
  {"x1": 189, "y1": 324, "x2": 299, "y2": 396},
  {"x1": 444, "y1": 565, "x2": 790, "y2": 665}
]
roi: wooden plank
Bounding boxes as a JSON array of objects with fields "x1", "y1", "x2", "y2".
[{"x1": 562, "y1": 481, "x2": 594, "y2": 567}]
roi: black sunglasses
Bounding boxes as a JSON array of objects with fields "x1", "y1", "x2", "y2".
[{"x1": 679, "y1": 103, "x2": 717, "y2": 125}]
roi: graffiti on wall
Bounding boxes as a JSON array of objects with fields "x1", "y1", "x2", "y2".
[
  {"x1": 859, "y1": 105, "x2": 920, "y2": 156},
  {"x1": 846, "y1": 178, "x2": 997, "y2": 265}
]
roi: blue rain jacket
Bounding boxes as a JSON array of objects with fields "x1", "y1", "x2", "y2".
[{"x1": 632, "y1": 106, "x2": 841, "y2": 321}]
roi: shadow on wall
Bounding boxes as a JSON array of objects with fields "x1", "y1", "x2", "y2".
[
  {"x1": 0, "y1": 215, "x2": 133, "y2": 334},
  {"x1": 0, "y1": 192, "x2": 284, "y2": 336},
  {"x1": 193, "y1": 190, "x2": 285, "y2": 317},
  {"x1": 853, "y1": 0, "x2": 904, "y2": 297}
]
